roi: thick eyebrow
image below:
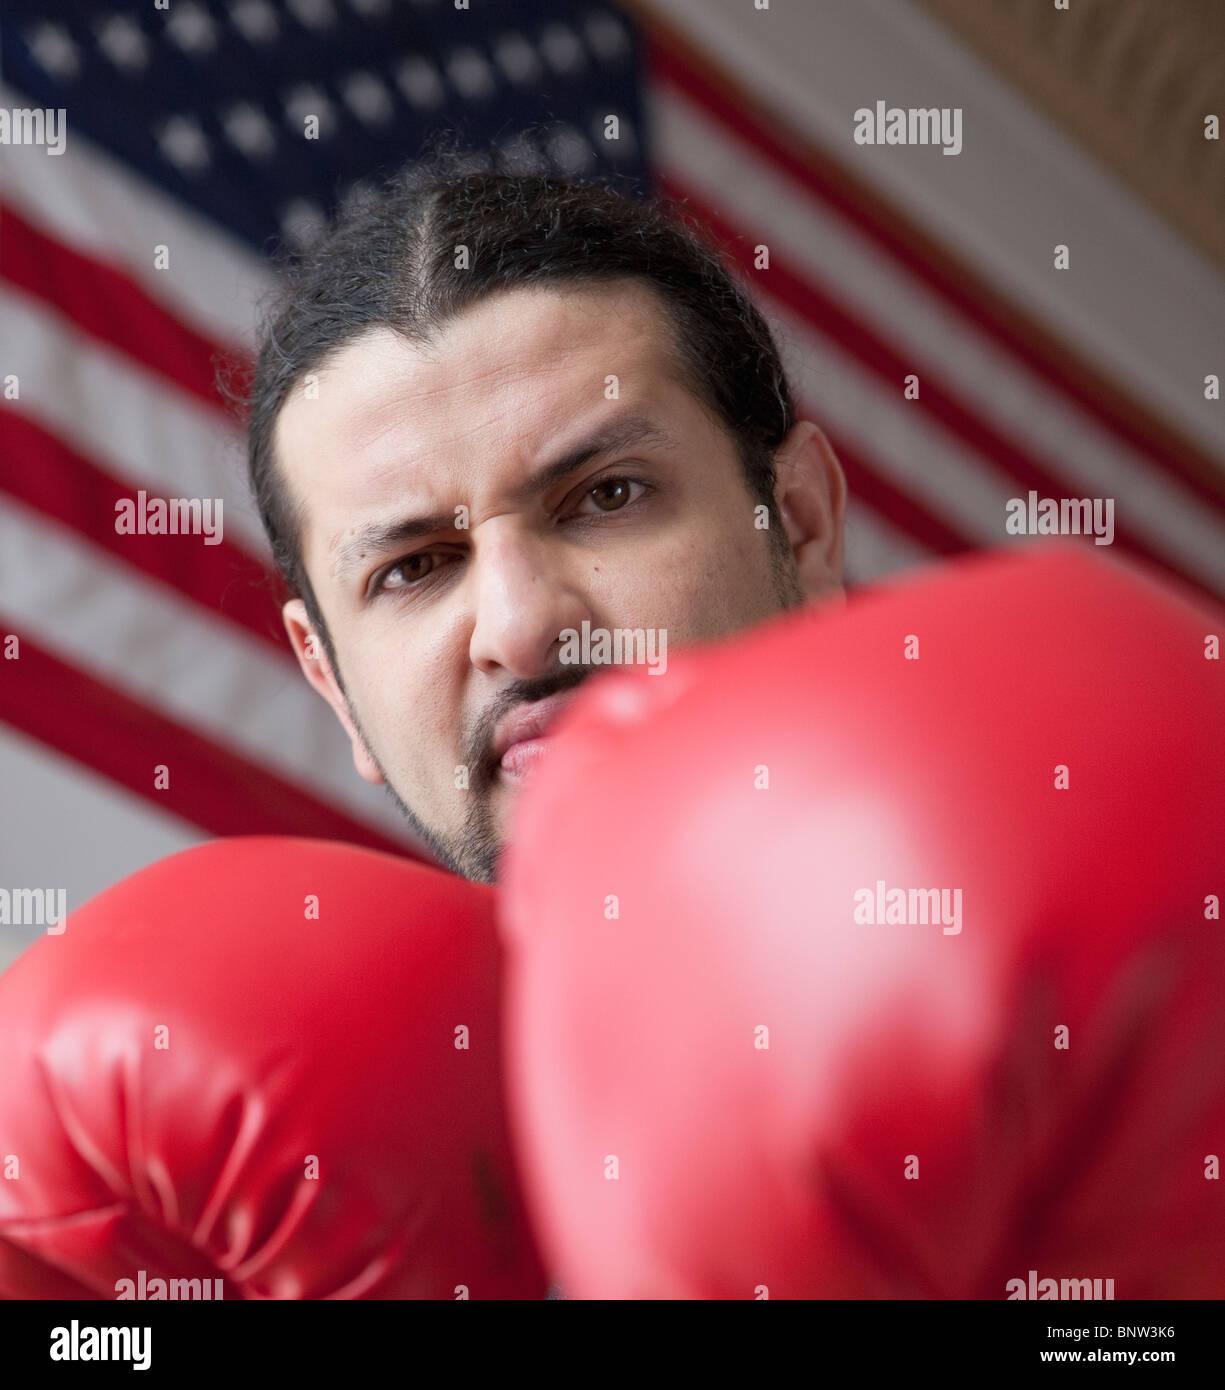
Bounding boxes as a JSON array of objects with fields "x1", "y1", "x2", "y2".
[{"x1": 331, "y1": 413, "x2": 675, "y2": 586}]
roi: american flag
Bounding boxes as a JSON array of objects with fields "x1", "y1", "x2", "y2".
[{"x1": 3, "y1": 0, "x2": 1224, "y2": 963}]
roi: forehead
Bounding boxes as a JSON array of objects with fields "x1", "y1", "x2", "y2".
[{"x1": 273, "y1": 280, "x2": 688, "y2": 559}]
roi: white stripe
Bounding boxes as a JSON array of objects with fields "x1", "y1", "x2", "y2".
[
  {"x1": 654, "y1": 89, "x2": 1225, "y2": 594},
  {"x1": 0, "y1": 725, "x2": 206, "y2": 973},
  {"x1": 1, "y1": 284, "x2": 269, "y2": 559},
  {"x1": 0, "y1": 498, "x2": 423, "y2": 848},
  {"x1": 643, "y1": 0, "x2": 1225, "y2": 463},
  {"x1": 843, "y1": 503, "x2": 931, "y2": 587},
  {"x1": 774, "y1": 295, "x2": 1225, "y2": 592},
  {"x1": 0, "y1": 80, "x2": 274, "y2": 349},
  {"x1": 765, "y1": 297, "x2": 1022, "y2": 546}
]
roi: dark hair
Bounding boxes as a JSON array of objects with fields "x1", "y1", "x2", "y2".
[{"x1": 239, "y1": 156, "x2": 796, "y2": 665}]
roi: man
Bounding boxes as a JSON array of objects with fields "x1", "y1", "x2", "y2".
[{"x1": 247, "y1": 165, "x2": 847, "y2": 882}]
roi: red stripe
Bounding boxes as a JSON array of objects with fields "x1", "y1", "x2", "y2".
[
  {"x1": 0, "y1": 627, "x2": 428, "y2": 860},
  {"x1": 1, "y1": 408, "x2": 945, "y2": 736},
  {"x1": 659, "y1": 173, "x2": 1224, "y2": 606},
  {"x1": 0, "y1": 410, "x2": 289, "y2": 654},
  {"x1": 830, "y1": 436, "x2": 965, "y2": 558},
  {"x1": 0, "y1": 202, "x2": 246, "y2": 417},
  {"x1": 646, "y1": 36, "x2": 1225, "y2": 514}
]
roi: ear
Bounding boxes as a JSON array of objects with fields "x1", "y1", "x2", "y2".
[
  {"x1": 282, "y1": 598, "x2": 385, "y2": 786},
  {"x1": 772, "y1": 421, "x2": 847, "y2": 602}
]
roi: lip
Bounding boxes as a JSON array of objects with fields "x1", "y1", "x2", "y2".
[{"x1": 492, "y1": 690, "x2": 579, "y2": 773}]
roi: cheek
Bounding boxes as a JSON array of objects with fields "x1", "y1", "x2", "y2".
[
  {"x1": 350, "y1": 629, "x2": 458, "y2": 779},
  {"x1": 586, "y1": 505, "x2": 767, "y2": 644},
  {"x1": 641, "y1": 507, "x2": 775, "y2": 633}
]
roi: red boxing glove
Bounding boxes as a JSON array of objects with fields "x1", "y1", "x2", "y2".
[
  {"x1": 500, "y1": 545, "x2": 1225, "y2": 1299},
  {"x1": 0, "y1": 837, "x2": 546, "y2": 1299}
]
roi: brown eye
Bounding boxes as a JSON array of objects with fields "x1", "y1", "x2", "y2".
[
  {"x1": 379, "y1": 553, "x2": 436, "y2": 593},
  {"x1": 593, "y1": 480, "x2": 629, "y2": 511},
  {"x1": 583, "y1": 478, "x2": 642, "y2": 514}
]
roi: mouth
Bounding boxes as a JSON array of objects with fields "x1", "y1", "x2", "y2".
[
  {"x1": 498, "y1": 736, "x2": 552, "y2": 783},
  {"x1": 492, "y1": 689, "x2": 578, "y2": 785}
]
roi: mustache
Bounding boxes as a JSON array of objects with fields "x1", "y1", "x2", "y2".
[{"x1": 464, "y1": 662, "x2": 595, "y2": 788}]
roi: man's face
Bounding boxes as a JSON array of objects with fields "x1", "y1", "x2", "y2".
[{"x1": 276, "y1": 279, "x2": 845, "y2": 881}]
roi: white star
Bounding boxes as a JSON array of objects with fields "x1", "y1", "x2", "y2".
[
  {"x1": 585, "y1": 10, "x2": 631, "y2": 64},
  {"x1": 25, "y1": 24, "x2": 80, "y2": 80},
  {"x1": 228, "y1": 0, "x2": 278, "y2": 45},
  {"x1": 221, "y1": 102, "x2": 277, "y2": 160},
  {"x1": 494, "y1": 32, "x2": 541, "y2": 88},
  {"x1": 594, "y1": 111, "x2": 637, "y2": 159},
  {"x1": 446, "y1": 46, "x2": 496, "y2": 101},
  {"x1": 157, "y1": 115, "x2": 211, "y2": 173},
  {"x1": 540, "y1": 23, "x2": 585, "y2": 76},
  {"x1": 340, "y1": 178, "x2": 376, "y2": 215},
  {"x1": 287, "y1": 0, "x2": 337, "y2": 31},
  {"x1": 283, "y1": 84, "x2": 337, "y2": 138},
  {"x1": 280, "y1": 198, "x2": 327, "y2": 250},
  {"x1": 94, "y1": 15, "x2": 150, "y2": 73},
  {"x1": 340, "y1": 72, "x2": 394, "y2": 126},
  {"x1": 449, "y1": 149, "x2": 494, "y2": 175},
  {"x1": 394, "y1": 57, "x2": 444, "y2": 110},
  {"x1": 166, "y1": 2, "x2": 217, "y2": 55},
  {"x1": 497, "y1": 131, "x2": 549, "y2": 175},
  {"x1": 547, "y1": 123, "x2": 594, "y2": 176}
]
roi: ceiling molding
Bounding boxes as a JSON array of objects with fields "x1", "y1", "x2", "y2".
[{"x1": 912, "y1": 0, "x2": 1225, "y2": 270}]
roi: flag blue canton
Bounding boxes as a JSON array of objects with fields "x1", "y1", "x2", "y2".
[{"x1": 3, "y1": 0, "x2": 651, "y2": 253}]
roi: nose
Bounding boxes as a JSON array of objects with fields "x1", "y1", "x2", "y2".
[{"x1": 466, "y1": 520, "x2": 592, "y2": 681}]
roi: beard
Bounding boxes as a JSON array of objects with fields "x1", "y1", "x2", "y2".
[
  {"x1": 344, "y1": 542, "x2": 806, "y2": 883},
  {"x1": 345, "y1": 659, "x2": 595, "y2": 884}
]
